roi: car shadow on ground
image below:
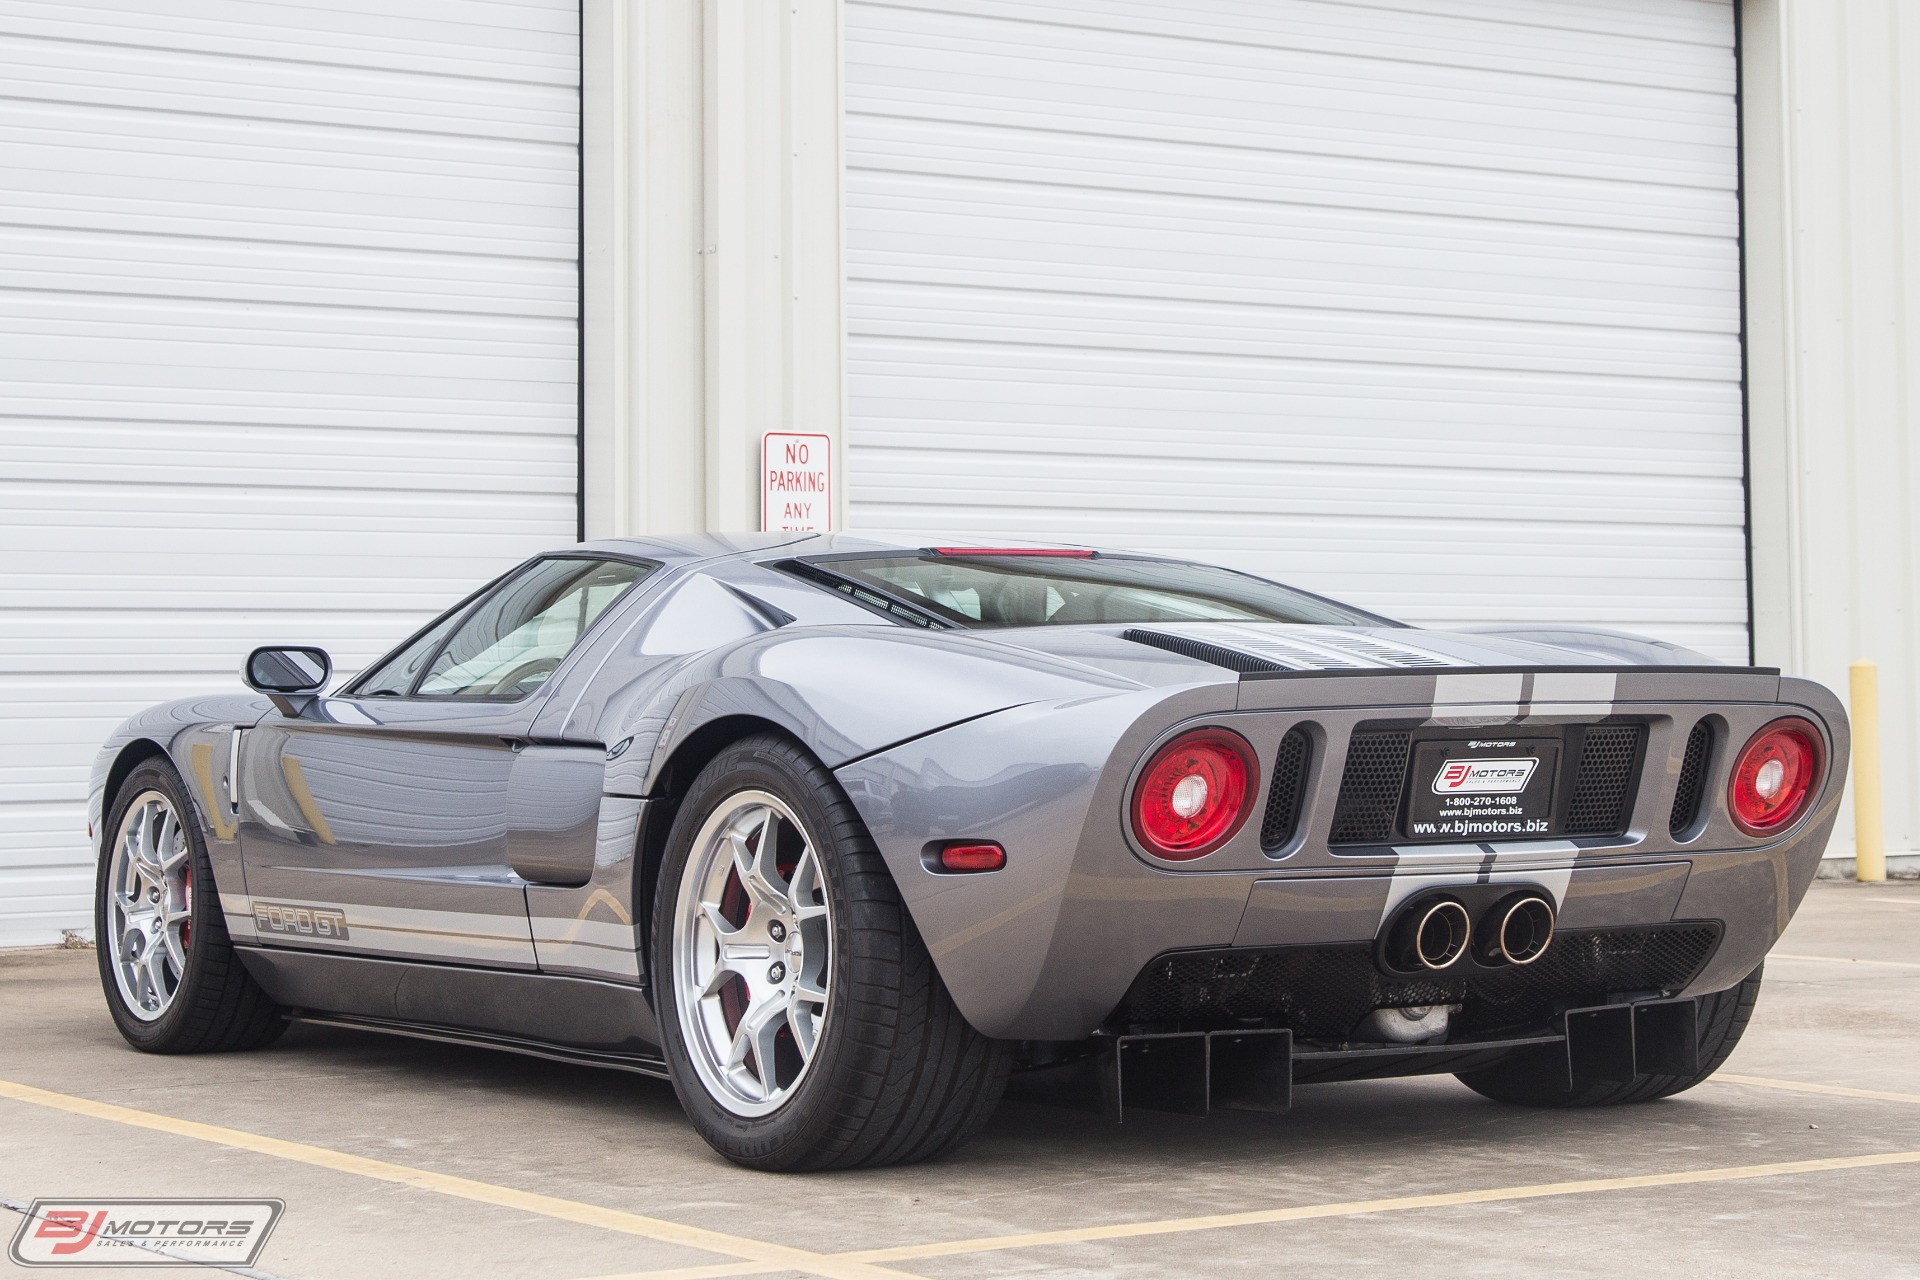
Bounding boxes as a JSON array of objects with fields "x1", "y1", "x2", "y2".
[{"x1": 260, "y1": 1019, "x2": 1730, "y2": 1187}]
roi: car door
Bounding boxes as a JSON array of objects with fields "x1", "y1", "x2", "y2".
[{"x1": 236, "y1": 556, "x2": 654, "y2": 969}]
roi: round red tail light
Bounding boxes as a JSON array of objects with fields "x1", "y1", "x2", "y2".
[
  {"x1": 1728, "y1": 718, "x2": 1824, "y2": 836},
  {"x1": 1130, "y1": 727, "x2": 1257, "y2": 860}
]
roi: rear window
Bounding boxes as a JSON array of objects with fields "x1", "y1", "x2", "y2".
[{"x1": 812, "y1": 553, "x2": 1385, "y2": 629}]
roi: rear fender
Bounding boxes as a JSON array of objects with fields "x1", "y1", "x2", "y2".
[
  {"x1": 596, "y1": 627, "x2": 1146, "y2": 797},
  {"x1": 833, "y1": 681, "x2": 1238, "y2": 1040}
]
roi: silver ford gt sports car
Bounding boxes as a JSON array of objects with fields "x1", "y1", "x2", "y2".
[{"x1": 90, "y1": 534, "x2": 1846, "y2": 1170}]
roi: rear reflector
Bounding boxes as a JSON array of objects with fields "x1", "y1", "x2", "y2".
[
  {"x1": 930, "y1": 547, "x2": 1095, "y2": 558},
  {"x1": 936, "y1": 842, "x2": 1007, "y2": 873}
]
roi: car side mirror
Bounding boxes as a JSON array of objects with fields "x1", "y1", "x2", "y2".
[{"x1": 245, "y1": 646, "x2": 332, "y2": 717}]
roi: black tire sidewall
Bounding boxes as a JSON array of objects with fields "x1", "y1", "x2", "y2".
[
  {"x1": 650, "y1": 737, "x2": 888, "y2": 1166},
  {"x1": 95, "y1": 759, "x2": 226, "y2": 1049}
]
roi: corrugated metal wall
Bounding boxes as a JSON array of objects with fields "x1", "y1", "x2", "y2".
[
  {"x1": 0, "y1": 1, "x2": 581, "y2": 946},
  {"x1": 844, "y1": 0, "x2": 1747, "y2": 658}
]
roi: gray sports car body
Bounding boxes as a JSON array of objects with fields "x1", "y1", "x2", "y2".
[{"x1": 90, "y1": 533, "x2": 1847, "y2": 1166}]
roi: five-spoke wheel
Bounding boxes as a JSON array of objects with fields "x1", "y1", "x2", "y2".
[
  {"x1": 672, "y1": 792, "x2": 833, "y2": 1116},
  {"x1": 106, "y1": 791, "x2": 194, "y2": 1020},
  {"x1": 95, "y1": 758, "x2": 285, "y2": 1053},
  {"x1": 653, "y1": 734, "x2": 1010, "y2": 1170}
]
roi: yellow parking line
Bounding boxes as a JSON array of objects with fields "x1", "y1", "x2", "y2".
[
  {"x1": 15, "y1": 1069, "x2": 1918, "y2": 1280},
  {"x1": 586, "y1": 1150, "x2": 1920, "y2": 1280},
  {"x1": 1770, "y1": 952, "x2": 1920, "y2": 970},
  {"x1": 1716, "y1": 1073, "x2": 1920, "y2": 1106},
  {"x1": 0, "y1": 1077, "x2": 910, "y2": 1280}
]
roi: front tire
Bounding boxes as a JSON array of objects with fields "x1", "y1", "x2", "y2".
[
  {"x1": 1456, "y1": 965, "x2": 1763, "y2": 1108},
  {"x1": 96, "y1": 758, "x2": 286, "y2": 1053},
  {"x1": 652, "y1": 734, "x2": 1009, "y2": 1170}
]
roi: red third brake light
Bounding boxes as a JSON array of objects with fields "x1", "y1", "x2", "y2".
[
  {"x1": 1131, "y1": 727, "x2": 1258, "y2": 860},
  {"x1": 1728, "y1": 718, "x2": 1824, "y2": 836}
]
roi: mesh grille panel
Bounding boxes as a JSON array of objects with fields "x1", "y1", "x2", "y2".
[
  {"x1": 1328, "y1": 731, "x2": 1411, "y2": 844},
  {"x1": 1260, "y1": 727, "x2": 1312, "y2": 851},
  {"x1": 1563, "y1": 725, "x2": 1644, "y2": 835},
  {"x1": 1119, "y1": 925, "x2": 1719, "y2": 1040},
  {"x1": 1670, "y1": 721, "x2": 1713, "y2": 835}
]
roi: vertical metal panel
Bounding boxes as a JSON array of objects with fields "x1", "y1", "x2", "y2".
[
  {"x1": 844, "y1": 0, "x2": 1747, "y2": 657},
  {"x1": 1743, "y1": 0, "x2": 1919, "y2": 863},
  {"x1": 579, "y1": 0, "x2": 846, "y2": 541},
  {"x1": 0, "y1": 1, "x2": 581, "y2": 945}
]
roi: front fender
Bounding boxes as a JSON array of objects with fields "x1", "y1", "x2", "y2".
[{"x1": 91, "y1": 694, "x2": 272, "y2": 911}]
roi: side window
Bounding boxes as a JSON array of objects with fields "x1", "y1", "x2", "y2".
[
  {"x1": 416, "y1": 558, "x2": 651, "y2": 699},
  {"x1": 353, "y1": 607, "x2": 468, "y2": 697}
]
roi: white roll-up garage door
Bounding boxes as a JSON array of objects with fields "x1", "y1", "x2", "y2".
[
  {"x1": 0, "y1": 2, "x2": 580, "y2": 945},
  {"x1": 845, "y1": 1, "x2": 1746, "y2": 656}
]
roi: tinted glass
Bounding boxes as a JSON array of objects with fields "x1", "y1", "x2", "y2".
[
  {"x1": 823, "y1": 554, "x2": 1382, "y2": 628},
  {"x1": 417, "y1": 559, "x2": 651, "y2": 699},
  {"x1": 354, "y1": 607, "x2": 468, "y2": 697}
]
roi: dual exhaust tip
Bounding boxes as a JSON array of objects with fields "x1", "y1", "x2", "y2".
[{"x1": 1384, "y1": 891, "x2": 1555, "y2": 973}]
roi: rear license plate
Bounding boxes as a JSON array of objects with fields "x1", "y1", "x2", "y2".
[{"x1": 1404, "y1": 737, "x2": 1561, "y2": 841}]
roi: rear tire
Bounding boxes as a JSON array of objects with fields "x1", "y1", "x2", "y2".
[
  {"x1": 1456, "y1": 965, "x2": 1763, "y2": 1107},
  {"x1": 652, "y1": 733, "x2": 1010, "y2": 1170},
  {"x1": 96, "y1": 758, "x2": 286, "y2": 1054}
]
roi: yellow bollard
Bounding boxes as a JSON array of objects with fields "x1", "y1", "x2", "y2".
[{"x1": 1850, "y1": 660, "x2": 1886, "y2": 883}]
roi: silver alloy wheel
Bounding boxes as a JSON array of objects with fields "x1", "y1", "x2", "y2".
[
  {"x1": 107, "y1": 791, "x2": 193, "y2": 1021},
  {"x1": 672, "y1": 791, "x2": 832, "y2": 1118}
]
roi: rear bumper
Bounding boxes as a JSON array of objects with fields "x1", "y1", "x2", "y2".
[
  {"x1": 1118, "y1": 923, "x2": 1719, "y2": 1044},
  {"x1": 837, "y1": 674, "x2": 1846, "y2": 1041}
]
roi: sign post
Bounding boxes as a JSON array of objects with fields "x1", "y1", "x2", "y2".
[{"x1": 761, "y1": 432, "x2": 833, "y2": 532}]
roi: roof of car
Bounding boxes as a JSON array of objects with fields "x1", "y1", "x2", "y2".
[{"x1": 571, "y1": 532, "x2": 1108, "y2": 565}]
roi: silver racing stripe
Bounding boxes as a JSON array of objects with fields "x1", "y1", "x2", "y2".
[
  {"x1": 1428, "y1": 672, "x2": 1523, "y2": 726},
  {"x1": 236, "y1": 898, "x2": 535, "y2": 965},
  {"x1": 1387, "y1": 670, "x2": 1618, "y2": 925},
  {"x1": 219, "y1": 892, "x2": 257, "y2": 942},
  {"x1": 1376, "y1": 840, "x2": 1579, "y2": 928},
  {"x1": 1527, "y1": 671, "x2": 1617, "y2": 719},
  {"x1": 528, "y1": 914, "x2": 641, "y2": 980}
]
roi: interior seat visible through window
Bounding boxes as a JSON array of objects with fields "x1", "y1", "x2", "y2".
[{"x1": 411, "y1": 558, "x2": 651, "y2": 699}]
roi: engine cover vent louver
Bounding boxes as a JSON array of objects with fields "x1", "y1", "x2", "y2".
[
  {"x1": 1304, "y1": 635, "x2": 1456, "y2": 669},
  {"x1": 1121, "y1": 624, "x2": 1467, "y2": 674}
]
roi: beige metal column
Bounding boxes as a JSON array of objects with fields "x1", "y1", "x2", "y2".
[
  {"x1": 582, "y1": 0, "x2": 845, "y2": 539},
  {"x1": 1743, "y1": 0, "x2": 1920, "y2": 867}
]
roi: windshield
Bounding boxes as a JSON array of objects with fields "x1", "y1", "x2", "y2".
[{"x1": 814, "y1": 553, "x2": 1387, "y2": 629}]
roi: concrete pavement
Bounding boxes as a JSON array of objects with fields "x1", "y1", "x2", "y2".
[{"x1": 3, "y1": 879, "x2": 1917, "y2": 1279}]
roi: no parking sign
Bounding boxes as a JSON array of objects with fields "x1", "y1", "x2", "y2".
[{"x1": 761, "y1": 432, "x2": 833, "y2": 532}]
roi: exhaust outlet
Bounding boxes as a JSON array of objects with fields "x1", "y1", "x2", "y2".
[
  {"x1": 1480, "y1": 893, "x2": 1555, "y2": 966},
  {"x1": 1385, "y1": 897, "x2": 1470, "y2": 972}
]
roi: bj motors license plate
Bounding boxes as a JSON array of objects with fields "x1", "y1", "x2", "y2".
[{"x1": 1404, "y1": 737, "x2": 1561, "y2": 840}]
